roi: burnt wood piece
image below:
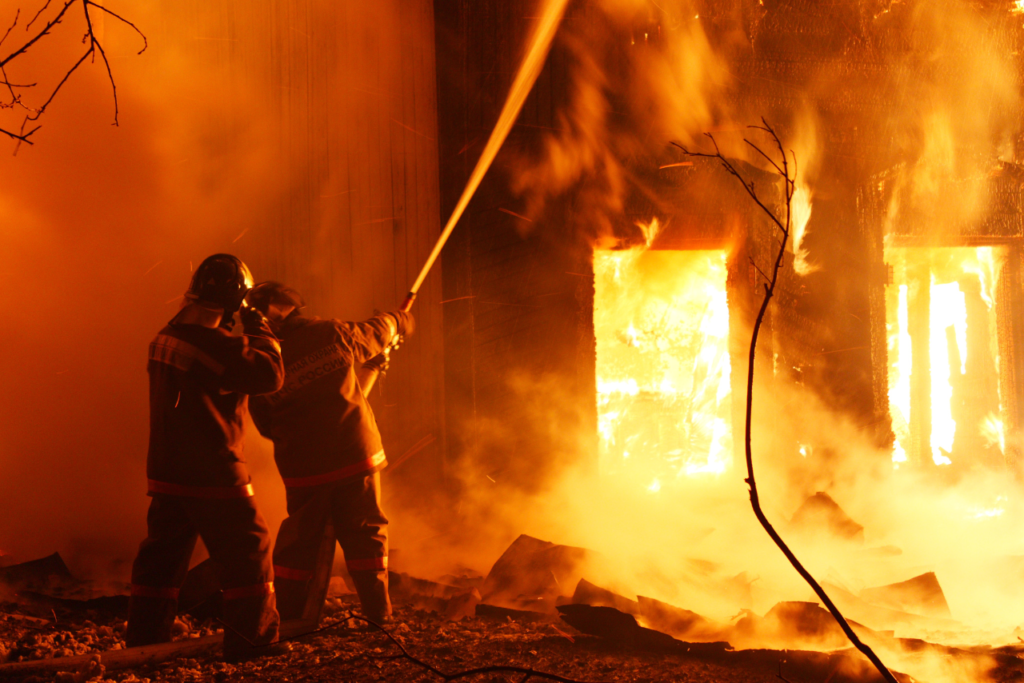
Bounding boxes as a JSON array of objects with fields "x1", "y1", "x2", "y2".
[
  {"x1": 860, "y1": 572, "x2": 951, "y2": 619},
  {"x1": 636, "y1": 595, "x2": 718, "y2": 640},
  {"x1": 571, "y1": 579, "x2": 639, "y2": 616},
  {"x1": 558, "y1": 604, "x2": 911, "y2": 683},
  {"x1": 16, "y1": 591, "x2": 130, "y2": 617},
  {"x1": 556, "y1": 604, "x2": 730, "y2": 655},
  {"x1": 0, "y1": 553, "x2": 74, "y2": 590},
  {"x1": 759, "y1": 601, "x2": 878, "y2": 651},
  {"x1": 821, "y1": 581, "x2": 959, "y2": 632},
  {"x1": 481, "y1": 535, "x2": 592, "y2": 606},
  {"x1": 789, "y1": 492, "x2": 865, "y2": 543},
  {"x1": 390, "y1": 572, "x2": 463, "y2": 600}
]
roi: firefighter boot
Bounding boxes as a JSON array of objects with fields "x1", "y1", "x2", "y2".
[
  {"x1": 126, "y1": 595, "x2": 178, "y2": 647},
  {"x1": 221, "y1": 591, "x2": 281, "y2": 661},
  {"x1": 350, "y1": 569, "x2": 391, "y2": 624}
]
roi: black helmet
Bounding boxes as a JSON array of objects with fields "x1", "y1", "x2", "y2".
[
  {"x1": 186, "y1": 254, "x2": 254, "y2": 315},
  {"x1": 247, "y1": 281, "x2": 305, "y2": 315}
]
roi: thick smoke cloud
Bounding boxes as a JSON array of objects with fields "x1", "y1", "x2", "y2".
[{"x1": 0, "y1": 1, "x2": 294, "y2": 575}]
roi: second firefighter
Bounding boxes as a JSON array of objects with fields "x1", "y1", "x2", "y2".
[{"x1": 247, "y1": 282, "x2": 413, "y2": 623}]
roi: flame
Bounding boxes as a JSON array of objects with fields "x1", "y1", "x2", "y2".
[
  {"x1": 594, "y1": 238, "x2": 732, "y2": 487},
  {"x1": 981, "y1": 413, "x2": 1006, "y2": 454},
  {"x1": 790, "y1": 183, "x2": 816, "y2": 275},
  {"x1": 1013, "y1": 0, "x2": 1024, "y2": 13},
  {"x1": 885, "y1": 247, "x2": 1006, "y2": 468},
  {"x1": 638, "y1": 217, "x2": 662, "y2": 247}
]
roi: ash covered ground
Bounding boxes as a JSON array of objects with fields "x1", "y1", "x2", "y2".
[
  {"x1": 4, "y1": 534, "x2": 1024, "y2": 683},
  {"x1": 0, "y1": 596, "x2": 787, "y2": 683}
]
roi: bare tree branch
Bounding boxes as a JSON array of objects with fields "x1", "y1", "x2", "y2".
[
  {"x1": 674, "y1": 121, "x2": 901, "y2": 683},
  {"x1": 0, "y1": 0, "x2": 146, "y2": 151}
]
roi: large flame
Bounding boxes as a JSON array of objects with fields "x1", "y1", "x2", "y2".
[
  {"x1": 885, "y1": 246, "x2": 1005, "y2": 468},
  {"x1": 594, "y1": 234, "x2": 732, "y2": 487}
]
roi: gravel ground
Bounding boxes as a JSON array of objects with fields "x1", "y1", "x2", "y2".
[{"x1": 0, "y1": 595, "x2": 794, "y2": 683}]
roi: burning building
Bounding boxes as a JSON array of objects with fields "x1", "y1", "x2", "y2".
[{"x1": 5, "y1": 0, "x2": 1024, "y2": 680}]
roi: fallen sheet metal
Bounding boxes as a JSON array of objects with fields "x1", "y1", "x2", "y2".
[
  {"x1": 571, "y1": 578, "x2": 639, "y2": 616},
  {"x1": 557, "y1": 604, "x2": 730, "y2": 654},
  {"x1": 0, "y1": 554, "x2": 74, "y2": 590},
  {"x1": 860, "y1": 572, "x2": 951, "y2": 619},
  {"x1": 636, "y1": 595, "x2": 720, "y2": 641},
  {"x1": 481, "y1": 535, "x2": 592, "y2": 608},
  {"x1": 790, "y1": 492, "x2": 864, "y2": 543}
]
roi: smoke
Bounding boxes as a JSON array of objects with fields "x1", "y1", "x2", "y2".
[
  {"x1": 510, "y1": 0, "x2": 730, "y2": 238},
  {"x1": 0, "y1": 1, "x2": 295, "y2": 575}
]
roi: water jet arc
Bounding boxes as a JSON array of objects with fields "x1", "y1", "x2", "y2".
[{"x1": 399, "y1": 0, "x2": 570, "y2": 312}]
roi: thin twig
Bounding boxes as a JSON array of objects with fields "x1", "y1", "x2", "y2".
[
  {"x1": 0, "y1": 9, "x2": 19, "y2": 50},
  {"x1": 0, "y1": 0, "x2": 146, "y2": 149},
  {"x1": 674, "y1": 118, "x2": 900, "y2": 683},
  {"x1": 25, "y1": 0, "x2": 54, "y2": 31},
  {"x1": 748, "y1": 256, "x2": 770, "y2": 284}
]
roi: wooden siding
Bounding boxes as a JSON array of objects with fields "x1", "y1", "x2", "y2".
[{"x1": 160, "y1": 0, "x2": 447, "y2": 499}]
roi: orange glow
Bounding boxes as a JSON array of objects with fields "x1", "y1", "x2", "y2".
[
  {"x1": 594, "y1": 234, "x2": 732, "y2": 486},
  {"x1": 885, "y1": 247, "x2": 1005, "y2": 468}
]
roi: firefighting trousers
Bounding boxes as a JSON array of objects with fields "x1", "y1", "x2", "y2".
[
  {"x1": 126, "y1": 494, "x2": 279, "y2": 656},
  {"x1": 272, "y1": 471, "x2": 390, "y2": 622}
]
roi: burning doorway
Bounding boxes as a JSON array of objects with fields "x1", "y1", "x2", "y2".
[
  {"x1": 593, "y1": 244, "x2": 734, "y2": 487},
  {"x1": 885, "y1": 246, "x2": 1008, "y2": 470}
]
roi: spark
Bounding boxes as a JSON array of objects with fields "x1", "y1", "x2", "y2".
[
  {"x1": 498, "y1": 207, "x2": 534, "y2": 222},
  {"x1": 390, "y1": 118, "x2": 435, "y2": 142}
]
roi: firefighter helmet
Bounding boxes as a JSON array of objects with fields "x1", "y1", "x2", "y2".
[
  {"x1": 186, "y1": 253, "x2": 254, "y2": 315},
  {"x1": 247, "y1": 281, "x2": 305, "y2": 314}
]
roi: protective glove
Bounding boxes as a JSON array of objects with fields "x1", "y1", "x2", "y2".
[
  {"x1": 387, "y1": 310, "x2": 415, "y2": 337},
  {"x1": 240, "y1": 304, "x2": 272, "y2": 336},
  {"x1": 362, "y1": 352, "x2": 390, "y2": 374}
]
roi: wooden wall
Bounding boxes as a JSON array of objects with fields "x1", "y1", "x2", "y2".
[
  {"x1": 158, "y1": 0, "x2": 447, "y2": 506},
  {"x1": 434, "y1": 0, "x2": 599, "y2": 496}
]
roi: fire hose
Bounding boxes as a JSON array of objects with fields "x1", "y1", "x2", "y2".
[{"x1": 398, "y1": 0, "x2": 570, "y2": 313}]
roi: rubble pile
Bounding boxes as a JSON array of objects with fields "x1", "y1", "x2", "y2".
[{"x1": 3, "y1": 529, "x2": 1024, "y2": 682}]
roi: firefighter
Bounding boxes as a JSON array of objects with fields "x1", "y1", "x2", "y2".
[
  {"x1": 126, "y1": 254, "x2": 285, "y2": 661},
  {"x1": 246, "y1": 281, "x2": 413, "y2": 624}
]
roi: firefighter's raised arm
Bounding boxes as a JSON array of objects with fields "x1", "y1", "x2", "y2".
[
  {"x1": 337, "y1": 310, "x2": 414, "y2": 365},
  {"x1": 218, "y1": 306, "x2": 285, "y2": 396}
]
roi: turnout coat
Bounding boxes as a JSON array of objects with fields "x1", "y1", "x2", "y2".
[{"x1": 249, "y1": 313, "x2": 399, "y2": 485}]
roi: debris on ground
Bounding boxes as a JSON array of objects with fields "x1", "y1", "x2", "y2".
[
  {"x1": 2, "y1": 538, "x2": 1023, "y2": 683},
  {"x1": 859, "y1": 572, "x2": 951, "y2": 619}
]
